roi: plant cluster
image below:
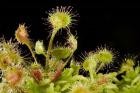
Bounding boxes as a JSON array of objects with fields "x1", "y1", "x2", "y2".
[{"x1": 0, "y1": 6, "x2": 140, "y2": 93}]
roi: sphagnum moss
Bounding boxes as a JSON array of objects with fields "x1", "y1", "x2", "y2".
[{"x1": 1, "y1": 6, "x2": 140, "y2": 93}]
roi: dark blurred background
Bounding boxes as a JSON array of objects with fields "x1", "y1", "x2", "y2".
[{"x1": 0, "y1": 1, "x2": 140, "y2": 60}]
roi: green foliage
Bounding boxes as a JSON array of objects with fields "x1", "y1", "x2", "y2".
[
  {"x1": 1, "y1": 6, "x2": 140, "y2": 93},
  {"x1": 52, "y1": 47, "x2": 72, "y2": 60}
]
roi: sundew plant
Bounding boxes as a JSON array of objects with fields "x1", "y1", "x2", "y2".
[{"x1": 0, "y1": 6, "x2": 140, "y2": 93}]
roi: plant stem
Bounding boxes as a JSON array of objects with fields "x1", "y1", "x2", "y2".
[
  {"x1": 47, "y1": 29, "x2": 58, "y2": 59},
  {"x1": 43, "y1": 53, "x2": 50, "y2": 69},
  {"x1": 96, "y1": 63, "x2": 104, "y2": 73},
  {"x1": 26, "y1": 42, "x2": 38, "y2": 64},
  {"x1": 89, "y1": 68, "x2": 94, "y2": 82},
  {"x1": 63, "y1": 52, "x2": 73, "y2": 68}
]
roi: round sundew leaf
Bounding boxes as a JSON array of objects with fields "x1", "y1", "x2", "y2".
[
  {"x1": 48, "y1": 6, "x2": 73, "y2": 30},
  {"x1": 83, "y1": 55, "x2": 97, "y2": 71},
  {"x1": 52, "y1": 47, "x2": 72, "y2": 60},
  {"x1": 15, "y1": 24, "x2": 29, "y2": 45},
  {"x1": 94, "y1": 48, "x2": 113, "y2": 64}
]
